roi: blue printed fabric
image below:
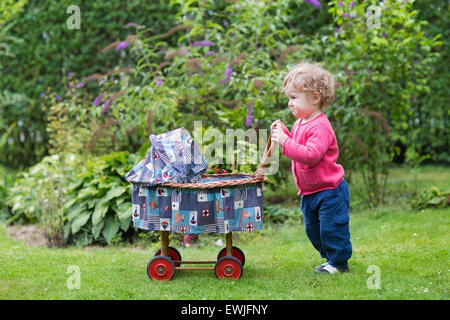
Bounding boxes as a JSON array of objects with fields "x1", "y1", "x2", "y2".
[
  {"x1": 124, "y1": 127, "x2": 207, "y2": 186},
  {"x1": 131, "y1": 179, "x2": 264, "y2": 234}
]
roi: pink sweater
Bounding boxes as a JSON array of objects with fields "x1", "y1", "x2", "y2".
[{"x1": 281, "y1": 112, "x2": 345, "y2": 195}]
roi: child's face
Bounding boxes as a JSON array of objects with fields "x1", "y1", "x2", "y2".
[{"x1": 286, "y1": 88, "x2": 320, "y2": 119}]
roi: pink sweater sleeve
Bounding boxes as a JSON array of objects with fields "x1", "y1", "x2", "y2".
[
  {"x1": 282, "y1": 126, "x2": 292, "y2": 138},
  {"x1": 282, "y1": 124, "x2": 331, "y2": 166}
]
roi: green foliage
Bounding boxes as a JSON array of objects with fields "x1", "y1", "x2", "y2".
[
  {"x1": 59, "y1": 0, "x2": 443, "y2": 206},
  {"x1": 5, "y1": 150, "x2": 148, "y2": 247},
  {"x1": 63, "y1": 151, "x2": 140, "y2": 246},
  {"x1": 38, "y1": 176, "x2": 65, "y2": 247},
  {"x1": 411, "y1": 0, "x2": 449, "y2": 164},
  {"x1": 324, "y1": 0, "x2": 441, "y2": 206},
  {"x1": 0, "y1": 0, "x2": 27, "y2": 25},
  {"x1": 43, "y1": 80, "x2": 127, "y2": 158},
  {"x1": 0, "y1": 0, "x2": 178, "y2": 168},
  {"x1": 6, "y1": 153, "x2": 81, "y2": 225},
  {"x1": 1, "y1": 0, "x2": 447, "y2": 171},
  {"x1": 410, "y1": 186, "x2": 449, "y2": 211},
  {"x1": 0, "y1": 166, "x2": 16, "y2": 221},
  {"x1": 263, "y1": 204, "x2": 302, "y2": 225}
]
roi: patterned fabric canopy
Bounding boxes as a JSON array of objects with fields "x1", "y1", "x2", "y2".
[{"x1": 125, "y1": 128, "x2": 207, "y2": 186}]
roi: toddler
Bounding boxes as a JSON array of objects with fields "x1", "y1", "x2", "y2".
[{"x1": 271, "y1": 62, "x2": 352, "y2": 274}]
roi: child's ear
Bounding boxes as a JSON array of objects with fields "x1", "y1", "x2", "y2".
[{"x1": 311, "y1": 92, "x2": 321, "y2": 106}]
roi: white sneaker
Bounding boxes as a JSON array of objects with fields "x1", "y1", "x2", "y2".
[
  {"x1": 314, "y1": 261, "x2": 329, "y2": 271},
  {"x1": 315, "y1": 263, "x2": 349, "y2": 274},
  {"x1": 316, "y1": 264, "x2": 339, "y2": 274}
]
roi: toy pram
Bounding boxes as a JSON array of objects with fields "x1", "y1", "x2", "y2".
[{"x1": 125, "y1": 128, "x2": 274, "y2": 281}]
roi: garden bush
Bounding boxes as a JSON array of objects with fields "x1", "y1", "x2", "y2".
[
  {"x1": 63, "y1": 151, "x2": 140, "y2": 246},
  {"x1": 6, "y1": 153, "x2": 81, "y2": 225},
  {"x1": 5, "y1": 151, "x2": 145, "y2": 246},
  {"x1": 412, "y1": 0, "x2": 449, "y2": 165},
  {"x1": 410, "y1": 186, "x2": 449, "y2": 211},
  {"x1": 0, "y1": 0, "x2": 178, "y2": 168},
  {"x1": 322, "y1": 0, "x2": 441, "y2": 206}
]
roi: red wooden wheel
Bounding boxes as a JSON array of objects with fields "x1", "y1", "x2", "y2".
[
  {"x1": 214, "y1": 256, "x2": 243, "y2": 280},
  {"x1": 154, "y1": 246, "x2": 182, "y2": 267},
  {"x1": 147, "y1": 256, "x2": 175, "y2": 281},
  {"x1": 217, "y1": 246, "x2": 246, "y2": 266}
]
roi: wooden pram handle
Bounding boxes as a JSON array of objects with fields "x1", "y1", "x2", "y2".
[{"x1": 254, "y1": 133, "x2": 274, "y2": 177}]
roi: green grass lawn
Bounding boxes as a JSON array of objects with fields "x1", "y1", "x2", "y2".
[{"x1": 0, "y1": 165, "x2": 448, "y2": 299}]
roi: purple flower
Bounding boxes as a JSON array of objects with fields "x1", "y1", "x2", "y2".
[
  {"x1": 93, "y1": 94, "x2": 104, "y2": 106},
  {"x1": 200, "y1": 40, "x2": 213, "y2": 46},
  {"x1": 303, "y1": 0, "x2": 321, "y2": 8},
  {"x1": 218, "y1": 67, "x2": 233, "y2": 84},
  {"x1": 76, "y1": 82, "x2": 85, "y2": 88},
  {"x1": 56, "y1": 95, "x2": 62, "y2": 100},
  {"x1": 67, "y1": 72, "x2": 74, "y2": 77},
  {"x1": 101, "y1": 99, "x2": 111, "y2": 115},
  {"x1": 225, "y1": 67, "x2": 233, "y2": 78},
  {"x1": 116, "y1": 41, "x2": 129, "y2": 50},
  {"x1": 206, "y1": 51, "x2": 215, "y2": 56},
  {"x1": 350, "y1": 1, "x2": 355, "y2": 7},
  {"x1": 339, "y1": 1, "x2": 345, "y2": 6},
  {"x1": 245, "y1": 114, "x2": 254, "y2": 128},
  {"x1": 191, "y1": 40, "x2": 213, "y2": 47},
  {"x1": 156, "y1": 77, "x2": 163, "y2": 86},
  {"x1": 341, "y1": 12, "x2": 348, "y2": 17},
  {"x1": 125, "y1": 22, "x2": 139, "y2": 27},
  {"x1": 40, "y1": 92, "x2": 45, "y2": 98}
]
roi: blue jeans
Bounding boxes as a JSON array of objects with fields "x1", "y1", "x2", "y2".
[{"x1": 300, "y1": 179, "x2": 352, "y2": 269}]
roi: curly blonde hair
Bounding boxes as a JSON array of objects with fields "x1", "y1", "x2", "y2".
[{"x1": 282, "y1": 62, "x2": 335, "y2": 110}]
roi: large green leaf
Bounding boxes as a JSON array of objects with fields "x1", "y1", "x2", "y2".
[
  {"x1": 115, "y1": 195, "x2": 127, "y2": 208},
  {"x1": 115, "y1": 202, "x2": 131, "y2": 221},
  {"x1": 115, "y1": 202, "x2": 132, "y2": 232},
  {"x1": 71, "y1": 212, "x2": 91, "y2": 234},
  {"x1": 92, "y1": 220, "x2": 105, "y2": 239},
  {"x1": 66, "y1": 202, "x2": 87, "y2": 221},
  {"x1": 92, "y1": 201, "x2": 109, "y2": 226},
  {"x1": 76, "y1": 185, "x2": 99, "y2": 200},
  {"x1": 103, "y1": 216, "x2": 120, "y2": 244},
  {"x1": 119, "y1": 216, "x2": 131, "y2": 232},
  {"x1": 103, "y1": 186, "x2": 128, "y2": 202},
  {"x1": 67, "y1": 179, "x2": 84, "y2": 193}
]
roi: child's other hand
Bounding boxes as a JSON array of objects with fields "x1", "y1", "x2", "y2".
[
  {"x1": 270, "y1": 120, "x2": 286, "y2": 132},
  {"x1": 271, "y1": 125, "x2": 289, "y2": 146}
]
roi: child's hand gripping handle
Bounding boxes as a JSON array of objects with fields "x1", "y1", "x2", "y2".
[{"x1": 254, "y1": 133, "x2": 274, "y2": 178}]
